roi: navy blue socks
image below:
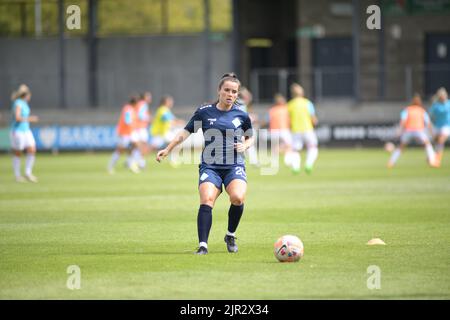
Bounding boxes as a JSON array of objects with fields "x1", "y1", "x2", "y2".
[
  {"x1": 227, "y1": 204, "x2": 244, "y2": 234},
  {"x1": 197, "y1": 204, "x2": 213, "y2": 245}
]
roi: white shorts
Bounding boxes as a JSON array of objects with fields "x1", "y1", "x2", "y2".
[
  {"x1": 135, "y1": 128, "x2": 149, "y2": 143},
  {"x1": 270, "y1": 129, "x2": 292, "y2": 147},
  {"x1": 433, "y1": 126, "x2": 450, "y2": 138},
  {"x1": 10, "y1": 130, "x2": 36, "y2": 150},
  {"x1": 400, "y1": 130, "x2": 429, "y2": 145},
  {"x1": 117, "y1": 132, "x2": 139, "y2": 148},
  {"x1": 150, "y1": 135, "x2": 169, "y2": 149},
  {"x1": 292, "y1": 131, "x2": 318, "y2": 151},
  {"x1": 151, "y1": 129, "x2": 179, "y2": 149}
]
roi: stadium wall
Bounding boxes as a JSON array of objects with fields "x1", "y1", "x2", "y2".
[
  {"x1": 296, "y1": 0, "x2": 450, "y2": 100},
  {"x1": 0, "y1": 34, "x2": 231, "y2": 109}
]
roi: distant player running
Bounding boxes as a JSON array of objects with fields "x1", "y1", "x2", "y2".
[
  {"x1": 108, "y1": 96, "x2": 140, "y2": 174},
  {"x1": 156, "y1": 73, "x2": 254, "y2": 255},
  {"x1": 150, "y1": 95, "x2": 177, "y2": 150},
  {"x1": 236, "y1": 87, "x2": 259, "y2": 166},
  {"x1": 428, "y1": 87, "x2": 450, "y2": 167},
  {"x1": 287, "y1": 83, "x2": 319, "y2": 174},
  {"x1": 135, "y1": 92, "x2": 152, "y2": 169},
  {"x1": 387, "y1": 94, "x2": 438, "y2": 168},
  {"x1": 268, "y1": 93, "x2": 293, "y2": 167}
]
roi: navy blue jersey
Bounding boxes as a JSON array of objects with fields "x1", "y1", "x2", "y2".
[{"x1": 184, "y1": 103, "x2": 253, "y2": 169}]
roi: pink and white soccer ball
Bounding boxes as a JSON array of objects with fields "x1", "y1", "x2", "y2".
[{"x1": 274, "y1": 235, "x2": 304, "y2": 262}]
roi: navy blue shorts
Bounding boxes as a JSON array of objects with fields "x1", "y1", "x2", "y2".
[{"x1": 198, "y1": 165, "x2": 247, "y2": 192}]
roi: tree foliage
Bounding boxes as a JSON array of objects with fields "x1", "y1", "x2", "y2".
[{"x1": 0, "y1": 0, "x2": 231, "y2": 37}]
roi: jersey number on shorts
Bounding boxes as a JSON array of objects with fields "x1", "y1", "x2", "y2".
[{"x1": 235, "y1": 167, "x2": 246, "y2": 178}]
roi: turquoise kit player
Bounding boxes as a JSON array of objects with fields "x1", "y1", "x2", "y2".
[
  {"x1": 10, "y1": 84, "x2": 39, "y2": 183},
  {"x1": 428, "y1": 87, "x2": 450, "y2": 166},
  {"x1": 156, "y1": 73, "x2": 254, "y2": 255}
]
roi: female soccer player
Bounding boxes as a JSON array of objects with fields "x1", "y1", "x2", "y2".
[
  {"x1": 236, "y1": 86, "x2": 259, "y2": 166},
  {"x1": 387, "y1": 94, "x2": 437, "y2": 168},
  {"x1": 156, "y1": 73, "x2": 254, "y2": 255},
  {"x1": 287, "y1": 83, "x2": 319, "y2": 174},
  {"x1": 10, "y1": 84, "x2": 39, "y2": 182},
  {"x1": 268, "y1": 93, "x2": 293, "y2": 166},
  {"x1": 108, "y1": 96, "x2": 140, "y2": 174},
  {"x1": 135, "y1": 91, "x2": 152, "y2": 169},
  {"x1": 428, "y1": 87, "x2": 450, "y2": 167}
]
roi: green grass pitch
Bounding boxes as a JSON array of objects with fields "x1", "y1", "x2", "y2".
[{"x1": 0, "y1": 148, "x2": 449, "y2": 299}]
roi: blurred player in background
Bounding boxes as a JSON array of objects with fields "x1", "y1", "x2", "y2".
[
  {"x1": 108, "y1": 95, "x2": 140, "y2": 174},
  {"x1": 237, "y1": 87, "x2": 259, "y2": 166},
  {"x1": 268, "y1": 93, "x2": 293, "y2": 167},
  {"x1": 156, "y1": 73, "x2": 254, "y2": 255},
  {"x1": 287, "y1": 83, "x2": 319, "y2": 174},
  {"x1": 135, "y1": 91, "x2": 152, "y2": 169},
  {"x1": 150, "y1": 95, "x2": 184, "y2": 166},
  {"x1": 10, "y1": 84, "x2": 39, "y2": 182},
  {"x1": 387, "y1": 94, "x2": 438, "y2": 168},
  {"x1": 428, "y1": 87, "x2": 450, "y2": 167}
]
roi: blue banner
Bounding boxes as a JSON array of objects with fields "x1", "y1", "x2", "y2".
[{"x1": 31, "y1": 125, "x2": 117, "y2": 150}]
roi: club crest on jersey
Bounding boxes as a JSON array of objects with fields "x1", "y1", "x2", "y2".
[
  {"x1": 207, "y1": 118, "x2": 217, "y2": 125},
  {"x1": 232, "y1": 118, "x2": 241, "y2": 128}
]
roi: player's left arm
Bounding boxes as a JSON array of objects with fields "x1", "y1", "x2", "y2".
[
  {"x1": 15, "y1": 104, "x2": 38, "y2": 123},
  {"x1": 399, "y1": 109, "x2": 408, "y2": 133},
  {"x1": 424, "y1": 112, "x2": 433, "y2": 134},
  {"x1": 308, "y1": 101, "x2": 318, "y2": 127},
  {"x1": 235, "y1": 135, "x2": 254, "y2": 153},
  {"x1": 235, "y1": 115, "x2": 254, "y2": 152}
]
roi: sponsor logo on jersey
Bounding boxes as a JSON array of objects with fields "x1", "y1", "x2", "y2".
[{"x1": 232, "y1": 118, "x2": 241, "y2": 128}]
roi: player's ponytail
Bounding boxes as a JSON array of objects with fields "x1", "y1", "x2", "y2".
[{"x1": 11, "y1": 84, "x2": 30, "y2": 101}]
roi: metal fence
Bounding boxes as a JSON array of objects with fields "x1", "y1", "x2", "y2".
[{"x1": 250, "y1": 64, "x2": 450, "y2": 103}]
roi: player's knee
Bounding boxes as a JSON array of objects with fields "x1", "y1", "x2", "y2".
[
  {"x1": 200, "y1": 196, "x2": 216, "y2": 207},
  {"x1": 230, "y1": 194, "x2": 245, "y2": 206}
]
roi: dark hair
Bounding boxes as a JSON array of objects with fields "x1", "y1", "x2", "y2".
[
  {"x1": 140, "y1": 91, "x2": 151, "y2": 99},
  {"x1": 129, "y1": 94, "x2": 139, "y2": 105},
  {"x1": 160, "y1": 95, "x2": 173, "y2": 106},
  {"x1": 218, "y1": 72, "x2": 241, "y2": 90},
  {"x1": 412, "y1": 93, "x2": 422, "y2": 106}
]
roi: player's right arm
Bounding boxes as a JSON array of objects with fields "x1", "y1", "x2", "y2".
[
  {"x1": 156, "y1": 106, "x2": 203, "y2": 162},
  {"x1": 427, "y1": 104, "x2": 435, "y2": 123},
  {"x1": 156, "y1": 129, "x2": 191, "y2": 162},
  {"x1": 424, "y1": 111, "x2": 433, "y2": 135},
  {"x1": 397, "y1": 109, "x2": 408, "y2": 135}
]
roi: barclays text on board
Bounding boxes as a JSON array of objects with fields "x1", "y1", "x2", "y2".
[{"x1": 0, "y1": 123, "x2": 400, "y2": 151}]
